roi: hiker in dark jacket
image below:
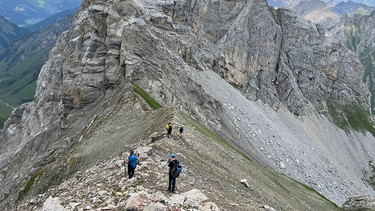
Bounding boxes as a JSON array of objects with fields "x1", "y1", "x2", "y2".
[
  {"x1": 168, "y1": 153, "x2": 178, "y2": 192},
  {"x1": 178, "y1": 126, "x2": 184, "y2": 137},
  {"x1": 166, "y1": 122, "x2": 172, "y2": 138},
  {"x1": 124, "y1": 150, "x2": 140, "y2": 179}
]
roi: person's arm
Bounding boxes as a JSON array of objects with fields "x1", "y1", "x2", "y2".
[{"x1": 168, "y1": 159, "x2": 175, "y2": 170}]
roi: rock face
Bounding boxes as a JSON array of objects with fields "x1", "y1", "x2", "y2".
[
  {"x1": 1, "y1": 0, "x2": 375, "y2": 209},
  {"x1": 332, "y1": 11, "x2": 375, "y2": 113}
]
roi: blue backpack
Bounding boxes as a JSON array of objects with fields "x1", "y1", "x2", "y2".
[{"x1": 171, "y1": 160, "x2": 182, "y2": 178}]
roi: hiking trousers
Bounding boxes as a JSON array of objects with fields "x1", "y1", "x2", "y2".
[
  {"x1": 168, "y1": 173, "x2": 176, "y2": 191},
  {"x1": 128, "y1": 166, "x2": 135, "y2": 179}
]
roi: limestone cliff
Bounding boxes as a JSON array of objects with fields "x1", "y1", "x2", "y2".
[
  {"x1": 333, "y1": 11, "x2": 375, "y2": 113},
  {"x1": 1, "y1": 0, "x2": 375, "y2": 209}
]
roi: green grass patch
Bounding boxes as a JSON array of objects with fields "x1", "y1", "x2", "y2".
[
  {"x1": 0, "y1": 101, "x2": 12, "y2": 129},
  {"x1": 69, "y1": 157, "x2": 80, "y2": 168},
  {"x1": 358, "y1": 48, "x2": 375, "y2": 112},
  {"x1": 0, "y1": 115, "x2": 8, "y2": 129},
  {"x1": 17, "y1": 168, "x2": 47, "y2": 202},
  {"x1": 0, "y1": 49, "x2": 45, "y2": 107},
  {"x1": 130, "y1": 81, "x2": 163, "y2": 110},
  {"x1": 359, "y1": 48, "x2": 374, "y2": 80},
  {"x1": 326, "y1": 101, "x2": 375, "y2": 137}
]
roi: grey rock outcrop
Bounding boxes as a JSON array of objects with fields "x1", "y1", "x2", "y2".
[
  {"x1": 343, "y1": 195, "x2": 375, "y2": 210},
  {"x1": 0, "y1": 0, "x2": 374, "y2": 209}
]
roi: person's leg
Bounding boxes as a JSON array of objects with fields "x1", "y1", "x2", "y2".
[
  {"x1": 168, "y1": 128, "x2": 172, "y2": 138},
  {"x1": 168, "y1": 173, "x2": 172, "y2": 191},
  {"x1": 128, "y1": 166, "x2": 134, "y2": 179},
  {"x1": 130, "y1": 168, "x2": 134, "y2": 179},
  {"x1": 171, "y1": 178, "x2": 176, "y2": 192}
]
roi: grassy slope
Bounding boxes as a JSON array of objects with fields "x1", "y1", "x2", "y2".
[{"x1": 0, "y1": 53, "x2": 45, "y2": 103}]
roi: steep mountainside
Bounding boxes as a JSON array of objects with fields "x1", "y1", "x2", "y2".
[
  {"x1": 330, "y1": 11, "x2": 375, "y2": 113},
  {"x1": 0, "y1": 13, "x2": 75, "y2": 130},
  {"x1": 1, "y1": 0, "x2": 375, "y2": 210},
  {"x1": 268, "y1": 0, "x2": 375, "y2": 8},
  {"x1": 288, "y1": 0, "x2": 374, "y2": 29},
  {"x1": 292, "y1": 0, "x2": 343, "y2": 29},
  {"x1": 25, "y1": 8, "x2": 79, "y2": 33},
  {"x1": 333, "y1": 1, "x2": 375, "y2": 15},
  {"x1": 0, "y1": 16, "x2": 29, "y2": 55}
]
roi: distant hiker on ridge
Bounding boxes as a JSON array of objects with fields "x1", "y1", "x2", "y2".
[
  {"x1": 124, "y1": 149, "x2": 140, "y2": 179},
  {"x1": 179, "y1": 126, "x2": 184, "y2": 137},
  {"x1": 166, "y1": 122, "x2": 172, "y2": 138}
]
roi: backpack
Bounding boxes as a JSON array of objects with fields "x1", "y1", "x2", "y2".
[
  {"x1": 171, "y1": 160, "x2": 182, "y2": 178},
  {"x1": 166, "y1": 124, "x2": 169, "y2": 130}
]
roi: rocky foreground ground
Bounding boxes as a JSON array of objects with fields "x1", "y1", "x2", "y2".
[{"x1": 16, "y1": 131, "x2": 271, "y2": 211}]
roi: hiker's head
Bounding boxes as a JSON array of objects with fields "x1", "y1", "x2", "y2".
[
  {"x1": 170, "y1": 153, "x2": 176, "y2": 158},
  {"x1": 130, "y1": 149, "x2": 134, "y2": 155}
]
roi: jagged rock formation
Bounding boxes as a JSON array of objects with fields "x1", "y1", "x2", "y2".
[{"x1": 1, "y1": 0, "x2": 375, "y2": 210}]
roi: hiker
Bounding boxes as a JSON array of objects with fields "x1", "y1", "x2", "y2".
[
  {"x1": 166, "y1": 122, "x2": 172, "y2": 138},
  {"x1": 124, "y1": 150, "x2": 140, "y2": 179},
  {"x1": 167, "y1": 153, "x2": 179, "y2": 192},
  {"x1": 179, "y1": 126, "x2": 184, "y2": 135}
]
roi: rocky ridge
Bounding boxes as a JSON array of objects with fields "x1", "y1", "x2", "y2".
[
  {"x1": 17, "y1": 145, "x2": 221, "y2": 211},
  {"x1": 1, "y1": 0, "x2": 375, "y2": 209},
  {"x1": 12, "y1": 105, "x2": 340, "y2": 211}
]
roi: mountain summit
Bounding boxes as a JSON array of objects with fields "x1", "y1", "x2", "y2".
[{"x1": 1, "y1": 0, "x2": 375, "y2": 210}]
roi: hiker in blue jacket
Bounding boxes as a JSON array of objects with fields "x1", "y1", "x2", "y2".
[{"x1": 125, "y1": 149, "x2": 140, "y2": 179}]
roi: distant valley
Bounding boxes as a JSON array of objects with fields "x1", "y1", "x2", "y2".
[
  {"x1": 0, "y1": 0, "x2": 81, "y2": 27},
  {"x1": 0, "y1": 9, "x2": 78, "y2": 129}
]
